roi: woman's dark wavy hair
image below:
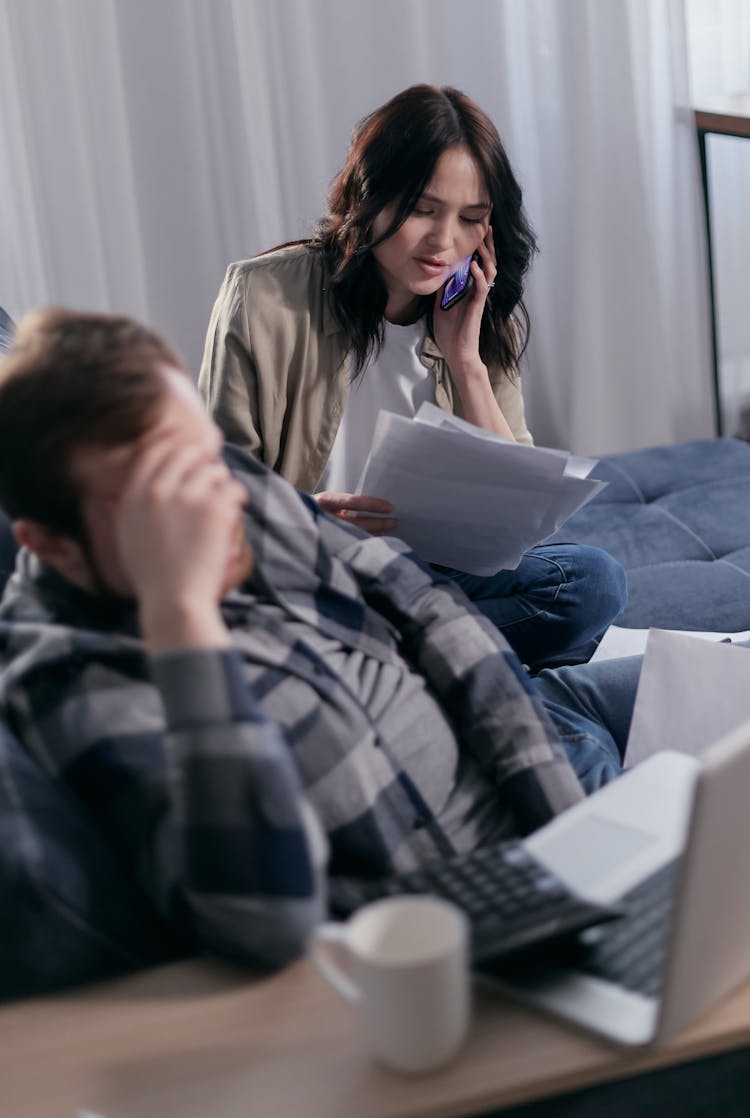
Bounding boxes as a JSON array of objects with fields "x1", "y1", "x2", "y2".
[{"x1": 315, "y1": 84, "x2": 538, "y2": 375}]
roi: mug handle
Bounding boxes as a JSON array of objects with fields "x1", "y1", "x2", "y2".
[{"x1": 310, "y1": 923, "x2": 362, "y2": 1003}]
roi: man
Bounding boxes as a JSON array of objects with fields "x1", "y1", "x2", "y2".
[{"x1": 0, "y1": 309, "x2": 624, "y2": 971}]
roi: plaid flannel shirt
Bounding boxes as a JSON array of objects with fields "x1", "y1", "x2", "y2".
[{"x1": 0, "y1": 448, "x2": 583, "y2": 967}]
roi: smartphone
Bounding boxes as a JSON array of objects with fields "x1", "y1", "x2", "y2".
[{"x1": 440, "y1": 251, "x2": 479, "y2": 311}]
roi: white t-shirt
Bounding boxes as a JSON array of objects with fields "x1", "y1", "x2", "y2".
[{"x1": 317, "y1": 320, "x2": 435, "y2": 493}]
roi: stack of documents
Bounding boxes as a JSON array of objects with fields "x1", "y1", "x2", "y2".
[
  {"x1": 624, "y1": 629, "x2": 750, "y2": 766},
  {"x1": 355, "y1": 403, "x2": 606, "y2": 574}
]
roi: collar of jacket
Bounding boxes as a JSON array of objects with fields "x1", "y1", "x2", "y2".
[
  {"x1": 320, "y1": 273, "x2": 453, "y2": 407},
  {"x1": 419, "y1": 330, "x2": 453, "y2": 410}
]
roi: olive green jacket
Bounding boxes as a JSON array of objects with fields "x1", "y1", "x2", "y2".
[{"x1": 199, "y1": 243, "x2": 533, "y2": 494}]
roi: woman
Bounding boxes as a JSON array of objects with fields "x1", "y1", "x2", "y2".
[{"x1": 199, "y1": 84, "x2": 625, "y2": 673}]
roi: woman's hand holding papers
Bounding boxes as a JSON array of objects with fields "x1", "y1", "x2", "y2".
[{"x1": 313, "y1": 491, "x2": 399, "y2": 536}]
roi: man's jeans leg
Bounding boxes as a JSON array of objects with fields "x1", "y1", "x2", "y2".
[
  {"x1": 440, "y1": 544, "x2": 626, "y2": 674},
  {"x1": 532, "y1": 654, "x2": 644, "y2": 793}
]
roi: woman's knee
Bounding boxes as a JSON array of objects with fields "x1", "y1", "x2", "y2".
[{"x1": 557, "y1": 544, "x2": 627, "y2": 626}]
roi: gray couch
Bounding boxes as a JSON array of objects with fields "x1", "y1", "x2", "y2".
[{"x1": 550, "y1": 437, "x2": 750, "y2": 631}]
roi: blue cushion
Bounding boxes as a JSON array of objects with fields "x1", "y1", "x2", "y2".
[
  {"x1": 0, "y1": 306, "x2": 13, "y2": 353},
  {"x1": 551, "y1": 439, "x2": 750, "y2": 630},
  {"x1": 0, "y1": 720, "x2": 184, "y2": 1000}
]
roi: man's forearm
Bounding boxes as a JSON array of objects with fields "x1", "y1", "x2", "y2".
[{"x1": 147, "y1": 647, "x2": 327, "y2": 966}]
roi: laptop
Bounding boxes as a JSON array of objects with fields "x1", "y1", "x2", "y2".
[{"x1": 478, "y1": 720, "x2": 750, "y2": 1046}]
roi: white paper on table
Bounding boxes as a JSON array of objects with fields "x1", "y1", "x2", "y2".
[
  {"x1": 355, "y1": 405, "x2": 605, "y2": 574},
  {"x1": 591, "y1": 624, "x2": 750, "y2": 662},
  {"x1": 624, "y1": 629, "x2": 750, "y2": 767}
]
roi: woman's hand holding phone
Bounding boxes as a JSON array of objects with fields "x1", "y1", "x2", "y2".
[
  {"x1": 439, "y1": 251, "x2": 479, "y2": 310},
  {"x1": 432, "y1": 227, "x2": 514, "y2": 440},
  {"x1": 433, "y1": 227, "x2": 497, "y2": 382},
  {"x1": 313, "y1": 491, "x2": 399, "y2": 536}
]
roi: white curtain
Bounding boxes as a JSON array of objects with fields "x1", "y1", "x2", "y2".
[
  {"x1": 687, "y1": 0, "x2": 750, "y2": 436},
  {"x1": 0, "y1": 0, "x2": 714, "y2": 454}
]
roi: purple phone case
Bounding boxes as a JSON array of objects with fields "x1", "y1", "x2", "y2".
[{"x1": 440, "y1": 253, "x2": 476, "y2": 310}]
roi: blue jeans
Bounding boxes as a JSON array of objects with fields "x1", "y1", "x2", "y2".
[
  {"x1": 533, "y1": 653, "x2": 644, "y2": 793},
  {"x1": 438, "y1": 543, "x2": 627, "y2": 674},
  {"x1": 537, "y1": 642, "x2": 750, "y2": 794}
]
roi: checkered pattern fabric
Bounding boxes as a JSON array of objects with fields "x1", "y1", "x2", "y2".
[{"x1": 0, "y1": 449, "x2": 582, "y2": 964}]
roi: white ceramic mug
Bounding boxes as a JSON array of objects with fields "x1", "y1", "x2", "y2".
[{"x1": 311, "y1": 895, "x2": 470, "y2": 1073}]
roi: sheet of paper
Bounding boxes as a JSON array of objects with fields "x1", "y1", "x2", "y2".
[
  {"x1": 419, "y1": 406, "x2": 601, "y2": 481},
  {"x1": 591, "y1": 624, "x2": 750, "y2": 662},
  {"x1": 363, "y1": 416, "x2": 562, "y2": 490},
  {"x1": 355, "y1": 405, "x2": 604, "y2": 574},
  {"x1": 625, "y1": 629, "x2": 750, "y2": 766},
  {"x1": 564, "y1": 455, "x2": 599, "y2": 480},
  {"x1": 415, "y1": 406, "x2": 572, "y2": 480}
]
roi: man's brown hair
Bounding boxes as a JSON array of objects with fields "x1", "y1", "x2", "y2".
[{"x1": 0, "y1": 308, "x2": 185, "y2": 536}]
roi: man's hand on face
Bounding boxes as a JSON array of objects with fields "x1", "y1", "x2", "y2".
[{"x1": 115, "y1": 431, "x2": 250, "y2": 653}]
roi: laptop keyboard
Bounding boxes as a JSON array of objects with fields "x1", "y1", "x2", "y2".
[
  {"x1": 572, "y1": 859, "x2": 680, "y2": 997},
  {"x1": 333, "y1": 840, "x2": 621, "y2": 966}
]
